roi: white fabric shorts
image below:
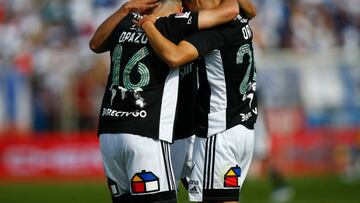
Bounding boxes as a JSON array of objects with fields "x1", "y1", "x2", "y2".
[
  {"x1": 188, "y1": 124, "x2": 254, "y2": 202},
  {"x1": 170, "y1": 135, "x2": 195, "y2": 189},
  {"x1": 99, "y1": 133, "x2": 176, "y2": 203}
]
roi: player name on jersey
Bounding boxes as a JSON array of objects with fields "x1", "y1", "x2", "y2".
[{"x1": 118, "y1": 31, "x2": 148, "y2": 44}]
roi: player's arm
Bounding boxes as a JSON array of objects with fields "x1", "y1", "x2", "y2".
[
  {"x1": 136, "y1": 0, "x2": 240, "y2": 68},
  {"x1": 198, "y1": 0, "x2": 256, "y2": 29},
  {"x1": 197, "y1": 0, "x2": 239, "y2": 29},
  {"x1": 89, "y1": 0, "x2": 159, "y2": 53},
  {"x1": 139, "y1": 18, "x2": 199, "y2": 69},
  {"x1": 238, "y1": 0, "x2": 256, "y2": 19}
]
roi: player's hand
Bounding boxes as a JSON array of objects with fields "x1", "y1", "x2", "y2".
[
  {"x1": 133, "y1": 15, "x2": 157, "y2": 28},
  {"x1": 124, "y1": 0, "x2": 159, "y2": 14}
]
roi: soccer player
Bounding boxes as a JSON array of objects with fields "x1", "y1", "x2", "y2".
[
  {"x1": 170, "y1": 0, "x2": 257, "y2": 192},
  {"x1": 137, "y1": 0, "x2": 258, "y2": 202},
  {"x1": 89, "y1": 0, "x2": 240, "y2": 202}
]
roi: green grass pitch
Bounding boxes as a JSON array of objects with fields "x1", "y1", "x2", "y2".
[{"x1": 0, "y1": 176, "x2": 359, "y2": 203}]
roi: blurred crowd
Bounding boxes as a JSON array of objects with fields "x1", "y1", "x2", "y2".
[
  {"x1": 253, "y1": 0, "x2": 360, "y2": 52},
  {"x1": 0, "y1": 0, "x2": 359, "y2": 133}
]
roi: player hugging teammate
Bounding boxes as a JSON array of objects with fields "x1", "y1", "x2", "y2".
[{"x1": 90, "y1": 0, "x2": 257, "y2": 202}]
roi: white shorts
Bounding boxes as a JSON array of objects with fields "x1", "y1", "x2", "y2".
[
  {"x1": 99, "y1": 133, "x2": 176, "y2": 202},
  {"x1": 170, "y1": 135, "x2": 195, "y2": 189},
  {"x1": 188, "y1": 124, "x2": 254, "y2": 202}
]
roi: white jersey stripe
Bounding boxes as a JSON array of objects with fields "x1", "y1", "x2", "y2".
[
  {"x1": 204, "y1": 50, "x2": 227, "y2": 136},
  {"x1": 159, "y1": 69, "x2": 179, "y2": 142}
]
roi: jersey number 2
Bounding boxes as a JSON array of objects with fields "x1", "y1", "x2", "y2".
[{"x1": 236, "y1": 44, "x2": 254, "y2": 95}]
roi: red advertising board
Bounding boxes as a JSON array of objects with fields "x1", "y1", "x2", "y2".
[
  {"x1": 0, "y1": 133, "x2": 104, "y2": 180},
  {"x1": 0, "y1": 129, "x2": 359, "y2": 180},
  {"x1": 271, "y1": 128, "x2": 360, "y2": 176}
]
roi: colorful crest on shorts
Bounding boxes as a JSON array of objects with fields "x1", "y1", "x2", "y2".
[
  {"x1": 131, "y1": 170, "x2": 160, "y2": 194},
  {"x1": 224, "y1": 166, "x2": 241, "y2": 187}
]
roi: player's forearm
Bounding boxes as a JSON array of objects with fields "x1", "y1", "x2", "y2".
[
  {"x1": 238, "y1": 0, "x2": 256, "y2": 19},
  {"x1": 198, "y1": 0, "x2": 239, "y2": 30},
  {"x1": 89, "y1": 6, "x2": 130, "y2": 53},
  {"x1": 141, "y1": 22, "x2": 181, "y2": 68},
  {"x1": 141, "y1": 22, "x2": 198, "y2": 69},
  {"x1": 89, "y1": 0, "x2": 160, "y2": 53}
]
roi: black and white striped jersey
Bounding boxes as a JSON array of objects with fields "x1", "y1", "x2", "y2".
[
  {"x1": 184, "y1": 16, "x2": 257, "y2": 137},
  {"x1": 98, "y1": 12, "x2": 199, "y2": 143}
]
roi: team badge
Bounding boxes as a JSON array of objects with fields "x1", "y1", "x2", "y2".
[
  {"x1": 224, "y1": 166, "x2": 241, "y2": 187},
  {"x1": 131, "y1": 170, "x2": 160, "y2": 194}
]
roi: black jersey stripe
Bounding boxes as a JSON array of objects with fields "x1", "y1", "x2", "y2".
[
  {"x1": 210, "y1": 135, "x2": 217, "y2": 189},
  {"x1": 161, "y1": 141, "x2": 172, "y2": 191},
  {"x1": 206, "y1": 137, "x2": 212, "y2": 189},
  {"x1": 207, "y1": 136, "x2": 215, "y2": 189},
  {"x1": 165, "y1": 143, "x2": 176, "y2": 190},
  {"x1": 202, "y1": 138, "x2": 209, "y2": 191},
  {"x1": 205, "y1": 137, "x2": 215, "y2": 190}
]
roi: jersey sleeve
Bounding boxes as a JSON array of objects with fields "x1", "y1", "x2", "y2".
[
  {"x1": 184, "y1": 28, "x2": 226, "y2": 57},
  {"x1": 168, "y1": 12, "x2": 198, "y2": 34},
  {"x1": 155, "y1": 12, "x2": 199, "y2": 43}
]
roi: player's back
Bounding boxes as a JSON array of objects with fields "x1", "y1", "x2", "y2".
[
  {"x1": 186, "y1": 16, "x2": 257, "y2": 137},
  {"x1": 98, "y1": 12, "x2": 199, "y2": 142}
]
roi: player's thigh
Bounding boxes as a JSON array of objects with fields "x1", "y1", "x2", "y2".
[
  {"x1": 99, "y1": 134, "x2": 128, "y2": 195},
  {"x1": 213, "y1": 124, "x2": 254, "y2": 190},
  {"x1": 125, "y1": 134, "x2": 177, "y2": 195}
]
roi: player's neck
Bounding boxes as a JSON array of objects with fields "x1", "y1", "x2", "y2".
[
  {"x1": 145, "y1": 2, "x2": 181, "y2": 18},
  {"x1": 199, "y1": 0, "x2": 220, "y2": 10}
]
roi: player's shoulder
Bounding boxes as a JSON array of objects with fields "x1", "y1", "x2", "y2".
[
  {"x1": 205, "y1": 15, "x2": 248, "y2": 32},
  {"x1": 117, "y1": 12, "x2": 139, "y2": 28},
  {"x1": 232, "y1": 15, "x2": 250, "y2": 26},
  {"x1": 218, "y1": 15, "x2": 251, "y2": 34},
  {"x1": 171, "y1": 11, "x2": 192, "y2": 19},
  {"x1": 236, "y1": 15, "x2": 250, "y2": 23},
  {"x1": 130, "y1": 12, "x2": 142, "y2": 20},
  {"x1": 158, "y1": 11, "x2": 195, "y2": 22},
  {"x1": 155, "y1": 11, "x2": 197, "y2": 34}
]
